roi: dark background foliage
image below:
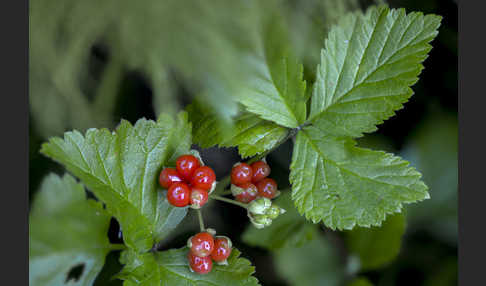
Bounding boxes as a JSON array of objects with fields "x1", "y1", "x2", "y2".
[{"x1": 29, "y1": 0, "x2": 457, "y2": 285}]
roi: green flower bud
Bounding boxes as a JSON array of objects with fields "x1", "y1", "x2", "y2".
[
  {"x1": 265, "y1": 205, "x2": 286, "y2": 219},
  {"x1": 248, "y1": 197, "x2": 272, "y2": 215},
  {"x1": 248, "y1": 213, "x2": 272, "y2": 229}
]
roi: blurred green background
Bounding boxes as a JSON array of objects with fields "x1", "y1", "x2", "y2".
[{"x1": 29, "y1": 0, "x2": 457, "y2": 285}]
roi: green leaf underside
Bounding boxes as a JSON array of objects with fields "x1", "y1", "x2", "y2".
[
  {"x1": 347, "y1": 277, "x2": 374, "y2": 286},
  {"x1": 188, "y1": 102, "x2": 288, "y2": 158},
  {"x1": 30, "y1": 174, "x2": 112, "y2": 286},
  {"x1": 40, "y1": 112, "x2": 191, "y2": 252},
  {"x1": 290, "y1": 126, "x2": 428, "y2": 229},
  {"x1": 242, "y1": 191, "x2": 318, "y2": 250},
  {"x1": 309, "y1": 6, "x2": 441, "y2": 138},
  {"x1": 345, "y1": 213, "x2": 406, "y2": 271},
  {"x1": 118, "y1": 247, "x2": 259, "y2": 286},
  {"x1": 238, "y1": 54, "x2": 307, "y2": 128}
]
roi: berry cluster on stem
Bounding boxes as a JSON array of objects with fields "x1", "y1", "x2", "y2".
[
  {"x1": 228, "y1": 159, "x2": 285, "y2": 228},
  {"x1": 187, "y1": 229, "x2": 233, "y2": 274},
  {"x1": 159, "y1": 153, "x2": 216, "y2": 209}
]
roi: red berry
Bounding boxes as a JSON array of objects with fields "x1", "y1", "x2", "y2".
[
  {"x1": 159, "y1": 168, "x2": 183, "y2": 189},
  {"x1": 190, "y1": 188, "x2": 209, "y2": 208},
  {"x1": 191, "y1": 166, "x2": 216, "y2": 191},
  {"x1": 189, "y1": 232, "x2": 214, "y2": 257},
  {"x1": 256, "y1": 178, "x2": 278, "y2": 199},
  {"x1": 176, "y1": 155, "x2": 201, "y2": 182},
  {"x1": 231, "y1": 163, "x2": 253, "y2": 186},
  {"x1": 235, "y1": 182, "x2": 258, "y2": 203},
  {"x1": 188, "y1": 252, "x2": 212, "y2": 274},
  {"x1": 167, "y1": 182, "x2": 190, "y2": 207},
  {"x1": 211, "y1": 237, "x2": 232, "y2": 262},
  {"x1": 250, "y1": 161, "x2": 271, "y2": 183}
]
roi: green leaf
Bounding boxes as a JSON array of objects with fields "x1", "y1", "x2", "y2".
[
  {"x1": 221, "y1": 114, "x2": 288, "y2": 158},
  {"x1": 279, "y1": 0, "x2": 360, "y2": 72},
  {"x1": 188, "y1": 102, "x2": 288, "y2": 158},
  {"x1": 290, "y1": 126, "x2": 428, "y2": 229},
  {"x1": 236, "y1": 10, "x2": 307, "y2": 129},
  {"x1": 309, "y1": 5, "x2": 441, "y2": 137},
  {"x1": 274, "y1": 236, "x2": 344, "y2": 286},
  {"x1": 30, "y1": 173, "x2": 112, "y2": 286},
  {"x1": 238, "y1": 55, "x2": 307, "y2": 128},
  {"x1": 345, "y1": 213, "x2": 406, "y2": 271},
  {"x1": 118, "y1": 247, "x2": 259, "y2": 286},
  {"x1": 40, "y1": 112, "x2": 191, "y2": 252},
  {"x1": 242, "y1": 191, "x2": 318, "y2": 250},
  {"x1": 347, "y1": 277, "x2": 374, "y2": 286}
]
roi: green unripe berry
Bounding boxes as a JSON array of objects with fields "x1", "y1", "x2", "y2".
[{"x1": 248, "y1": 197, "x2": 272, "y2": 215}]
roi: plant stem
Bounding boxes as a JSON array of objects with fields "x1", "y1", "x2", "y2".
[
  {"x1": 210, "y1": 194, "x2": 248, "y2": 209},
  {"x1": 196, "y1": 209, "x2": 205, "y2": 232}
]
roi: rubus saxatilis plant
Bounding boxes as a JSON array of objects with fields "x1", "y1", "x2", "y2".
[{"x1": 30, "y1": 5, "x2": 441, "y2": 285}]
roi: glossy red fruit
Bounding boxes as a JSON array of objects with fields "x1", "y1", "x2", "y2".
[
  {"x1": 188, "y1": 252, "x2": 213, "y2": 274},
  {"x1": 167, "y1": 182, "x2": 190, "y2": 207},
  {"x1": 176, "y1": 155, "x2": 201, "y2": 182},
  {"x1": 190, "y1": 188, "x2": 209, "y2": 208},
  {"x1": 211, "y1": 237, "x2": 232, "y2": 262},
  {"x1": 250, "y1": 161, "x2": 271, "y2": 183},
  {"x1": 256, "y1": 178, "x2": 278, "y2": 199},
  {"x1": 235, "y1": 182, "x2": 258, "y2": 203},
  {"x1": 189, "y1": 232, "x2": 214, "y2": 257},
  {"x1": 231, "y1": 163, "x2": 253, "y2": 186},
  {"x1": 159, "y1": 168, "x2": 183, "y2": 189},
  {"x1": 191, "y1": 166, "x2": 216, "y2": 191}
]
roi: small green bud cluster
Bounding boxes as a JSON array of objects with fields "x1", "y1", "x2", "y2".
[{"x1": 247, "y1": 197, "x2": 286, "y2": 229}]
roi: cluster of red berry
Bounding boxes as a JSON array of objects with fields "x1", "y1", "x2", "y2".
[
  {"x1": 187, "y1": 230, "x2": 232, "y2": 274},
  {"x1": 230, "y1": 160, "x2": 278, "y2": 203},
  {"x1": 159, "y1": 154, "x2": 216, "y2": 209},
  {"x1": 231, "y1": 160, "x2": 286, "y2": 228}
]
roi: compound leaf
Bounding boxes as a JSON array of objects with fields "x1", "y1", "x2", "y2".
[
  {"x1": 40, "y1": 112, "x2": 191, "y2": 252},
  {"x1": 29, "y1": 173, "x2": 112, "y2": 286}
]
